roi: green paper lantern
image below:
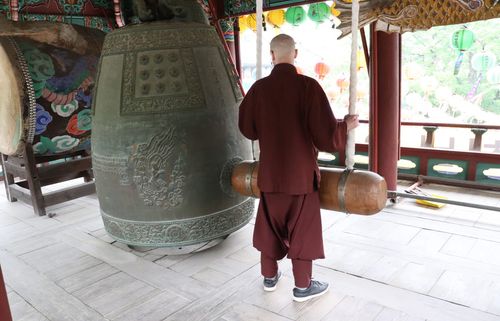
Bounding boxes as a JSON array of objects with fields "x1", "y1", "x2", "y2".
[
  {"x1": 487, "y1": 66, "x2": 500, "y2": 84},
  {"x1": 451, "y1": 29, "x2": 475, "y2": 51},
  {"x1": 472, "y1": 51, "x2": 497, "y2": 72},
  {"x1": 307, "y1": 3, "x2": 330, "y2": 23},
  {"x1": 285, "y1": 6, "x2": 306, "y2": 26}
]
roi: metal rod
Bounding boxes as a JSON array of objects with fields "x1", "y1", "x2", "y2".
[
  {"x1": 358, "y1": 119, "x2": 500, "y2": 130},
  {"x1": 398, "y1": 174, "x2": 500, "y2": 193},
  {"x1": 389, "y1": 191, "x2": 500, "y2": 212}
]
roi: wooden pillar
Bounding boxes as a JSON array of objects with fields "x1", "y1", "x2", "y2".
[
  {"x1": 0, "y1": 267, "x2": 13, "y2": 321},
  {"x1": 369, "y1": 24, "x2": 401, "y2": 191}
]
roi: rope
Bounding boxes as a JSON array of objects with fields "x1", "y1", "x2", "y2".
[
  {"x1": 256, "y1": 0, "x2": 264, "y2": 80},
  {"x1": 252, "y1": 0, "x2": 264, "y2": 160},
  {"x1": 345, "y1": 0, "x2": 360, "y2": 169},
  {"x1": 113, "y1": 0, "x2": 125, "y2": 27}
]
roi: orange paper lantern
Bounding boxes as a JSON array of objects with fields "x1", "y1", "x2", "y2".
[
  {"x1": 314, "y1": 62, "x2": 330, "y2": 80},
  {"x1": 336, "y1": 76, "x2": 349, "y2": 93}
]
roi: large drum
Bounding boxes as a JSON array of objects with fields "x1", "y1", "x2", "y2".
[
  {"x1": 0, "y1": 28, "x2": 104, "y2": 156},
  {"x1": 92, "y1": 1, "x2": 254, "y2": 248}
]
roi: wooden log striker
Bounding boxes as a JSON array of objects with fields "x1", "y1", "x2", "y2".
[{"x1": 232, "y1": 161, "x2": 387, "y2": 215}]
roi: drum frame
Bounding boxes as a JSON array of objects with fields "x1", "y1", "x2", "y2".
[{"x1": 1, "y1": 142, "x2": 95, "y2": 216}]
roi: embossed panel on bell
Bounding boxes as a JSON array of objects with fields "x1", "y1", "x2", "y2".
[{"x1": 92, "y1": 4, "x2": 254, "y2": 249}]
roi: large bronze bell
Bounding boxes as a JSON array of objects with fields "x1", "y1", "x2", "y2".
[{"x1": 91, "y1": 1, "x2": 254, "y2": 249}]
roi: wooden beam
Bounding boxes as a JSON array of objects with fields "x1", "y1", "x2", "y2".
[
  {"x1": 2, "y1": 161, "x2": 25, "y2": 179},
  {"x1": 37, "y1": 157, "x2": 92, "y2": 180},
  {"x1": 43, "y1": 182, "x2": 96, "y2": 207},
  {"x1": 8, "y1": 184, "x2": 34, "y2": 205}
]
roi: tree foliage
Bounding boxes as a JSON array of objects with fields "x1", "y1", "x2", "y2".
[{"x1": 402, "y1": 18, "x2": 500, "y2": 122}]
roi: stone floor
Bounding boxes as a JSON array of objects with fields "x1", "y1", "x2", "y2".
[{"x1": 1, "y1": 179, "x2": 500, "y2": 321}]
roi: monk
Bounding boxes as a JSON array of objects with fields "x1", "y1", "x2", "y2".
[{"x1": 239, "y1": 34, "x2": 359, "y2": 302}]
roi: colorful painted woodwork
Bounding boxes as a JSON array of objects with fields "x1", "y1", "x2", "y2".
[{"x1": 0, "y1": 26, "x2": 103, "y2": 156}]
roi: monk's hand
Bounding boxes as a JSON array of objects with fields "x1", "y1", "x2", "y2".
[{"x1": 344, "y1": 114, "x2": 359, "y2": 132}]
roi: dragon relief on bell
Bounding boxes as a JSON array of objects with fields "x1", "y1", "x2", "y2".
[{"x1": 128, "y1": 128, "x2": 187, "y2": 208}]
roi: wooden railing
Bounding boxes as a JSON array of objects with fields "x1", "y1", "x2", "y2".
[
  {"x1": 359, "y1": 119, "x2": 500, "y2": 152},
  {"x1": 319, "y1": 120, "x2": 500, "y2": 191}
]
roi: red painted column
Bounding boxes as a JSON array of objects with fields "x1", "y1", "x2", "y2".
[
  {"x1": 369, "y1": 24, "x2": 401, "y2": 191},
  {"x1": 233, "y1": 19, "x2": 242, "y2": 78},
  {"x1": 0, "y1": 267, "x2": 13, "y2": 321}
]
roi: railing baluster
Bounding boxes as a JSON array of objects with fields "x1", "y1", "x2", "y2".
[
  {"x1": 423, "y1": 126, "x2": 438, "y2": 148},
  {"x1": 471, "y1": 128, "x2": 488, "y2": 151}
]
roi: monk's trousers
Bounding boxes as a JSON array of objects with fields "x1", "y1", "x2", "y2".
[{"x1": 253, "y1": 191, "x2": 324, "y2": 288}]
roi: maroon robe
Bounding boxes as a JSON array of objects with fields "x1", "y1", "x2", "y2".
[
  {"x1": 239, "y1": 63, "x2": 347, "y2": 195},
  {"x1": 239, "y1": 63, "x2": 347, "y2": 262}
]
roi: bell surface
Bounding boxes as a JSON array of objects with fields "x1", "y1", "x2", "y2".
[{"x1": 92, "y1": 12, "x2": 254, "y2": 248}]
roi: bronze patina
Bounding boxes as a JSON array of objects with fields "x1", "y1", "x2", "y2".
[{"x1": 91, "y1": 0, "x2": 254, "y2": 249}]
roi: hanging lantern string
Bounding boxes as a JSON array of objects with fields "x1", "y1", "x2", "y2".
[{"x1": 345, "y1": 0, "x2": 359, "y2": 169}]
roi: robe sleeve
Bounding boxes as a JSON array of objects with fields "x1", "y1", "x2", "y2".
[
  {"x1": 307, "y1": 79, "x2": 347, "y2": 153},
  {"x1": 238, "y1": 85, "x2": 258, "y2": 140}
]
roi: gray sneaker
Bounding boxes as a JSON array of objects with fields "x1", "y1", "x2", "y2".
[
  {"x1": 293, "y1": 280, "x2": 329, "y2": 302},
  {"x1": 263, "y1": 271, "x2": 282, "y2": 292}
]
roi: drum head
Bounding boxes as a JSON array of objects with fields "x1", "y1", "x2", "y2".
[{"x1": 0, "y1": 38, "x2": 24, "y2": 156}]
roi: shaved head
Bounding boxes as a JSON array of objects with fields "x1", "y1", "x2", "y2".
[{"x1": 270, "y1": 34, "x2": 297, "y2": 65}]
